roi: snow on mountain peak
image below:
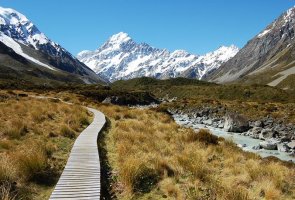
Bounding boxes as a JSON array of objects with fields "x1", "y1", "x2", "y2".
[
  {"x1": 0, "y1": 6, "x2": 67, "y2": 57},
  {"x1": 0, "y1": 7, "x2": 29, "y2": 25},
  {"x1": 211, "y1": 45, "x2": 239, "y2": 59},
  {"x1": 109, "y1": 32, "x2": 131, "y2": 43},
  {"x1": 104, "y1": 32, "x2": 132, "y2": 49},
  {"x1": 0, "y1": 6, "x2": 44, "y2": 44},
  {"x1": 78, "y1": 33, "x2": 239, "y2": 82},
  {"x1": 171, "y1": 50, "x2": 192, "y2": 57},
  {"x1": 284, "y1": 6, "x2": 295, "y2": 24}
]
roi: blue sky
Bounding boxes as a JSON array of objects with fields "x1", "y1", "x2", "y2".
[{"x1": 1, "y1": 0, "x2": 294, "y2": 55}]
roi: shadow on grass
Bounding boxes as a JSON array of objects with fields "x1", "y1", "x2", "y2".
[{"x1": 97, "y1": 118, "x2": 116, "y2": 200}]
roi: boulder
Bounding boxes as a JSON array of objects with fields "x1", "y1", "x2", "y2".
[
  {"x1": 259, "y1": 129, "x2": 274, "y2": 140},
  {"x1": 102, "y1": 97, "x2": 112, "y2": 104},
  {"x1": 277, "y1": 143, "x2": 290, "y2": 152},
  {"x1": 264, "y1": 117, "x2": 274, "y2": 126},
  {"x1": 224, "y1": 113, "x2": 250, "y2": 133},
  {"x1": 203, "y1": 119, "x2": 213, "y2": 126},
  {"x1": 218, "y1": 123, "x2": 224, "y2": 129},
  {"x1": 254, "y1": 120, "x2": 264, "y2": 128},
  {"x1": 259, "y1": 139, "x2": 279, "y2": 150},
  {"x1": 287, "y1": 141, "x2": 295, "y2": 149},
  {"x1": 195, "y1": 117, "x2": 202, "y2": 124},
  {"x1": 280, "y1": 134, "x2": 292, "y2": 142},
  {"x1": 248, "y1": 127, "x2": 262, "y2": 139}
]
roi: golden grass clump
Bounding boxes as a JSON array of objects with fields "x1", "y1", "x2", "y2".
[
  {"x1": 0, "y1": 155, "x2": 17, "y2": 184},
  {"x1": 60, "y1": 125, "x2": 76, "y2": 139},
  {"x1": 15, "y1": 142, "x2": 49, "y2": 182},
  {"x1": 3, "y1": 119, "x2": 27, "y2": 139},
  {"x1": 0, "y1": 183, "x2": 17, "y2": 200}
]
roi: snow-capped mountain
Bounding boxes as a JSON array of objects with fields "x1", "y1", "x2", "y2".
[
  {"x1": 0, "y1": 6, "x2": 104, "y2": 83},
  {"x1": 77, "y1": 32, "x2": 239, "y2": 82}
]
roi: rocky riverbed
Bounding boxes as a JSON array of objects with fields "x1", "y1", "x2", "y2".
[{"x1": 169, "y1": 108, "x2": 295, "y2": 162}]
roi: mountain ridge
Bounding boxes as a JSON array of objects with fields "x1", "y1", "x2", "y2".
[{"x1": 77, "y1": 32, "x2": 239, "y2": 82}]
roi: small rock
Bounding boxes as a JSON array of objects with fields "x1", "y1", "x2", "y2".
[
  {"x1": 237, "y1": 144, "x2": 247, "y2": 148},
  {"x1": 252, "y1": 145, "x2": 260, "y2": 150}
]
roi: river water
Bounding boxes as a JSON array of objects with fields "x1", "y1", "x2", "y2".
[{"x1": 173, "y1": 114, "x2": 295, "y2": 163}]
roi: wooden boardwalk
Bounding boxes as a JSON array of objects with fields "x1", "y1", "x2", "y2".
[{"x1": 49, "y1": 107, "x2": 106, "y2": 200}]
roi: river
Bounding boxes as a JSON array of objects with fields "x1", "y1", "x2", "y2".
[{"x1": 173, "y1": 114, "x2": 295, "y2": 163}]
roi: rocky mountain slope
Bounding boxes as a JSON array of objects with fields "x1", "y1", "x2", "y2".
[
  {"x1": 0, "y1": 35, "x2": 95, "y2": 85},
  {"x1": 77, "y1": 32, "x2": 238, "y2": 82},
  {"x1": 207, "y1": 6, "x2": 295, "y2": 90},
  {"x1": 0, "y1": 7, "x2": 105, "y2": 84}
]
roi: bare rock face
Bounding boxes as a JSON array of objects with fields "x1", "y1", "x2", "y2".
[{"x1": 224, "y1": 113, "x2": 250, "y2": 133}]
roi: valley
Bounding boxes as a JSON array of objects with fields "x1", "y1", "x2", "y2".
[{"x1": 0, "y1": 2, "x2": 295, "y2": 200}]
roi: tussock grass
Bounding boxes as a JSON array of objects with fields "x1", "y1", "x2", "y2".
[
  {"x1": 60, "y1": 125, "x2": 76, "y2": 139},
  {"x1": 3, "y1": 119, "x2": 28, "y2": 139},
  {"x1": 98, "y1": 104, "x2": 295, "y2": 199},
  {"x1": 0, "y1": 92, "x2": 92, "y2": 199},
  {"x1": 0, "y1": 156, "x2": 16, "y2": 184},
  {"x1": 0, "y1": 183, "x2": 17, "y2": 200}
]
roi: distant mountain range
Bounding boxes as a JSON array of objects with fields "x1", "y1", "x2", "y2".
[
  {"x1": 1, "y1": 5, "x2": 295, "y2": 89},
  {"x1": 77, "y1": 32, "x2": 238, "y2": 82},
  {"x1": 206, "y1": 6, "x2": 295, "y2": 90},
  {"x1": 0, "y1": 7, "x2": 105, "y2": 84}
]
